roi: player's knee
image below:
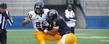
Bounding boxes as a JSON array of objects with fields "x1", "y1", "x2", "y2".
[
  {"x1": 39, "y1": 40, "x2": 46, "y2": 44},
  {"x1": 65, "y1": 33, "x2": 77, "y2": 44}
]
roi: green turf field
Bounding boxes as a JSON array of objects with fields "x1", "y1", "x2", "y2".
[{"x1": 7, "y1": 29, "x2": 109, "y2": 44}]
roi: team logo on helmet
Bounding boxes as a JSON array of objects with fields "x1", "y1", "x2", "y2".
[{"x1": 48, "y1": 9, "x2": 59, "y2": 17}]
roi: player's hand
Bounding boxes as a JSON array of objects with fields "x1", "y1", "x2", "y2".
[
  {"x1": 44, "y1": 29, "x2": 48, "y2": 33},
  {"x1": 53, "y1": 27, "x2": 59, "y2": 30},
  {"x1": 22, "y1": 20, "x2": 29, "y2": 27},
  {"x1": 22, "y1": 17, "x2": 31, "y2": 26},
  {"x1": 22, "y1": 14, "x2": 31, "y2": 27},
  {"x1": 47, "y1": 26, "x2": 59, "y2": 36},
  {"x1": 42, "y1": 21, "x2": 49, "y2": 27},
  {"x1": 22, "y1": 21, "x2": 27, "y2": 26}
]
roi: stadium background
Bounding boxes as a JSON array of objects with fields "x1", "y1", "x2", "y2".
[
  {"x1": 0, "y1": 0, "x2": 109, "y2": 44},
  {"x1": 0, "y1": 0, "x2": 109, "y2": 29}
]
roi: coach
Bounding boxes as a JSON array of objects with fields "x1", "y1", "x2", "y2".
[{"x1": 0, "y1": 3, "x2": 13, "y2": 44}]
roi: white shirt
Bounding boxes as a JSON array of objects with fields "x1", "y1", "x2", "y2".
[
  {"x1": 65, "y1": 9, "x2": 76, "y2": 27},
  {"x1": 0, "y1": 10, "x2": 13, "y2": 29},
  {"x1": 0, "y1": 10, "x2": 10, "y2": 25}
]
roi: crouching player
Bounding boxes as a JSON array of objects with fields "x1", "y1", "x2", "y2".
[
  {"x1": 22, "y1": 2, "x2": 61, "y2": 44},
  {"x1": 45, "y1": 9, "x2": 77, "y2": 44}
]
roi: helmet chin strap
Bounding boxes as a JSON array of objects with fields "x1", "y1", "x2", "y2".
[{"x1": 35, "y1": 9, "x2": 44, "y2": 15}]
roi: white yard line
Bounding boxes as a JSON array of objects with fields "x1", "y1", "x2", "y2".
[
  {"x1": 100, "y1": 40, "x2": 109, "y2": 42},
  {"x1": 78, "y1": 36, "x2": 109, "y2": 39},
  {"x1": 7, "y1": 29, "x2": 34, "y2": 31},
  {"x1": 76, "y1": 33, "x2": 89, "y2": 35},
  {"x1": 76, "y1": 33, "x2": 109, "y2": 39}
]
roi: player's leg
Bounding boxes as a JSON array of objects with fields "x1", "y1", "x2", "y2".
[
  {"x1": 66, "y1": 33, "x2": 77, "y2": 44},
  {"x1": 44, "y1": 33, "x2": 61, "y2": 41},
  {"x1": 57, "y1": 39, "x2": 61, "y2": 44},
  {"x1": 44, "y1": 32, "x2": 61, "y2": 44},
  {"x1": 0, "y1": 31, "x2": 2, "y2": 44},
  {"x1": 60, "y1": 33, "x2": 77, "y2": 44},
  {"x1": 34, "y1": 31, "x2": 46, "y2": 44},
  {"x1": 0, "y1": 33, "x2": 7, "y2": 44},
  {"x1": 0, "y1": 30, "x2": 7, "y2": 44}
]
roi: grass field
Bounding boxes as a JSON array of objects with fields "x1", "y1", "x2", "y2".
[{"x1": 7, "y1": 29, "x2": 109, "y2": 44}]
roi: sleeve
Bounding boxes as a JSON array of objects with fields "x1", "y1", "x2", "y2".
[
  {"x1": 6, "y1": 11, "x2": 13, "y2": 26},
  {"x1": 63, "y1": 12, "x2": 70, "y2": 21}
]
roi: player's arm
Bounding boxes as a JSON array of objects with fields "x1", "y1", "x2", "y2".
[
  {"x1": 22, "y1": 13, "x2": 32, "y2": 26},
  {"x1": 6, "y1": 11, "x2": 13, "y2": 26},
  {"x1": 44, "y1": 21, "x2": 60, "y2": 35},
  {"x1": 44, "y1": 26, "x2": 59, "y2": 35}
]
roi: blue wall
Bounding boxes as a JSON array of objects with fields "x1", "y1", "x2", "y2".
[
  {"x1": 86, "y1": 16, "x2": 109, "y2": 29},
  {"x1": 7, "y1": 16, "x2": 109, "y2": 29},
  {"x1": 7, "y1": 16, "x2": 33, "y2": 29}
]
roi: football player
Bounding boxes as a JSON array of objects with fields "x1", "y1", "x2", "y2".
[{"x1": 46, "y1": 9, "x2": 77, "y2": 44}]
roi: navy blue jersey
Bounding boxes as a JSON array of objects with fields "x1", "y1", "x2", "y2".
[{"x1": 47, "y1": 16, "x2": 72, "y2": 36}]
